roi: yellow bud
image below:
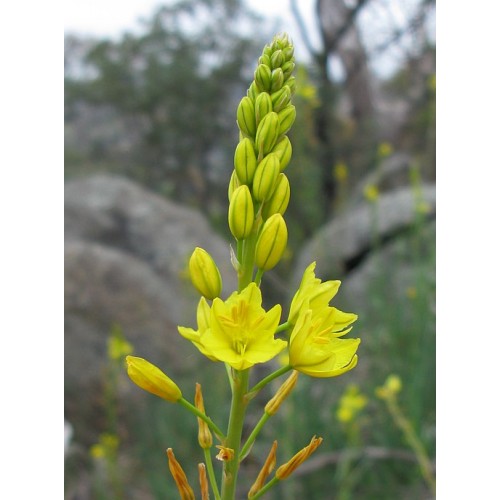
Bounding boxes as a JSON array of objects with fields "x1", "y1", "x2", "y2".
[
  {"x1": 228, "y1": 185, "x2": 255, "y2": 239},
  {"x1": 255, "y1": 213, "x2": 288, "y2": 271},
  {"x1": 255, "y1": 92, "x2": 273, "y2": 128},
  {"x1": 234, "y1": 138, "x2": 257, "y2": 184},
  {"x1": 126, "y1": 356, "x2": 182, "y2": 402},
  {"x1": 270, "y1": 135, "x2": 292, "y2": 171},
  {"x1": 277, "y1": 105, "x2": 296, "y2": 136},
  {"x1": 188, "y1": 247, "x2": 223, "y2": 300},
  {"x1": 255, "y1": 111, "x2": 280, "y2": 157},
  {"x1": 228, "y1": 169, "x2": 240, "y2": 200},
  {"x1": 271, "y1": 86, "x2": 291, "y2": 113},
  {"x1": 237, "y1": 96, "x2": 256, "y2": 137},
  {"x1": 386, "y1": 374, "x2": 402, "y2": 394},
  {"x1": 262, "y1": 173, "x2": 290, "y2": 219},
  {"x1": 265, "y1": 371, "x2": 299, "y2": 415},
  {"x1": 255, "y1": 63, "x2": 272, "y2": 92},
  {"x1": 270, "y1": 68, "x2": 284, "y2": 93},
  {"x1": 252, "y1": 153, "x2": 280, "y2": 202}
]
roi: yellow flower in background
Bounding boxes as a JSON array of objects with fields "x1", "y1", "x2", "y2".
[
  {"x1": 333, "y1": 162, "x2": 348, "y2": 182},
  {"x1": 288, "y1": 262, "x2": 341, "y2": 325},
  {"x1": 364, "y1": 184, "x2": 379, "y2": 202},
  {"x1": 336, "y1": 384, "x2": 368, "y2": 424},
  {"x1": 377, "y1": 142, "x2": 393, "y2": 158},
  {"x1": 289, "y1": 306, "x2": 360, "y2": 378},
  {"x1": 108, "y1": 331, "x2": 134, "y2": 360},
  {"x1": 126, "y1": 356, "x2": 182, "y2": 402},
  {"x1": 376, "y1": 374, "x2": 403, "y2": 399},
  {"x1": 201, "y1": 283, "x2": 286, "y2": 370}
]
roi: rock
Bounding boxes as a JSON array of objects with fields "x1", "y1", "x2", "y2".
[
  {"x1": 293, "y1": 185, "x2": 436, "y2": 288},
  {"x1": 65, "y1": 174, "x2": 237, "y2": 324}
]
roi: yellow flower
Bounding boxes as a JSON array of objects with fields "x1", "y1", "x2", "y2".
[
  {"x1": 288, "y1": 262, "x2": 341, "y2": 325},
  {"x1": 377, "y1": 142, "x2": 393, "y2": 158},
  {"x1": 336, "y1": 384, "x2": 368, "y2": 423},
  {"x1": 178, "y1": 297, "x2": 218, "y2": 361},
  {"x1": 289, "y1": 305, "x2": 360, "y2": 378},
  {"x1": 200, "y1": 283, "x2": 286, "y2": 370},
  {"x1": 333, "y1": 162, "x2": 348, "y2": 182},
  {"x1": 364, "y1": 184, "x2": 379, "y2": 202},
  {"x1": 126, "y1": 356, "x2": 182, "y2": 402}
]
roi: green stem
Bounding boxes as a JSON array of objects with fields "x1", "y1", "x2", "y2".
[
  {"x1": 203, "y1": 447, "x2": 221, "y2": 500},
  {"x1": 221, "y1": 368, "x2": 250, "y2": 500},
  {"x1": 250, "y1": 476, "x2": 280, "y2": 499},
  {"x1": 247, "y1": 365, "x2": 292, "y2": 399},
  {"x1": 239, "y1": 412, "x2": 270, "y2": 461},
  {"x1": 275, "y1": 321, "x2": 291, "y2": 334},
  {"x1": 386, "y1": 397, "x2": 436, "y2": 494},
  {"x1": 254, "y1": 268, "x2": 264, "y2": 286},
  {"x1": 178, "y1": 398, "x2": 225, "y2": 441}
]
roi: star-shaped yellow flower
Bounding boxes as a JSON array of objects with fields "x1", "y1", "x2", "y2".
[
  {"x1": 199, "y1": 283, "x2": 286, "y2": 370},
  {"x1": 289, "y1": 305, "x2": 360, "y2": 378}
]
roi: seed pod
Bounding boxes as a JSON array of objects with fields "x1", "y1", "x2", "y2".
[
  {"x1": 270, "y1": 67, "x2": 284, "y2": 93},
  {"x1": 255, "y1": 92, "x2": 273, "y2": 128},
  {"x1": 228, "y1": 185, "x2": 255, "y2": 240},
  {"x1": 188, "y1": 247, "x2": 223, "y2": 300},
  {"x1": 255, "y1": 213, "x2": 288, "y2": 271},
  {"x1": 252, "y1": 153, "x2": 281, "y2": 202},
  {"x1": 237, "y1": 96, "x2": 256, "y2": 137},
  {"x1": 271, "y1": 86, "x2": 291, "y2": 113},
  {"x1": 262, "y1": 173, "x2": 290, "y2": 219},
  {"x1": 271, "y1": 135, "x2": 292, "y2": 171},
  {"x1": 277, "y1": 105, "x2": 296, "y2": 136},
  {"x1": 255, "y1": 111, "x2": 280, "y2": 157},
  {"x1": 234, "y1": 138, "x2": 257, "y2": 184},
  {"x1": 255, "y1": 63, "x2": 272, "y2": 92}
]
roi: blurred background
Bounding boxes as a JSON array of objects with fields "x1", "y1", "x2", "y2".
[{"x1": 64, "y1": 0, "x2": 436, "y2": 498}]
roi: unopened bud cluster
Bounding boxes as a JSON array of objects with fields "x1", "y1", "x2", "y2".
[{"x1": 229, "y1": 34, "x2": 295, "y2": 272}]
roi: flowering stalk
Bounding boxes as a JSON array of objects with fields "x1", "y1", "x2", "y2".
[{"x1": 125, "y1": 33, "x2": 361, "y2": 500}]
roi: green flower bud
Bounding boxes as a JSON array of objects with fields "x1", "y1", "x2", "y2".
[
  {"x1": 277, "y1": 105, "x2": 296, "y2": 136},
  {"x1": 285, "y1": 76, "x2": 296, "y2": 95},
  {"x1": 228, "y1": 185, "x2": 255, "y2": 240},
  {"x1": 247, "y1": 81, "x2": 260, "y2": 102},
  {"x1": 282, "y1": 46, "x2": 294, "y2": 62},
  {"x1": 263, "y1": 44, "x2": 273, "y2": 58},
  {"x1": 271, "y1": 136, "x2": 293, "y2": 171},
  {"x1": 228, "y1": 169, "x2": 240, "y2": 201},
  {"x1": 255, "y1": 63, "x2": 272, "y2": 92},
  {"x1": 259, "y1": 54, "x2": 271, "y2": 67},
  {"x1": 255, "y1": 111, "x2": 280, "y2": 156},
  {"x1": 271, "y1": 86, "x2": 291, "y2": 113},
  {"x1": 282, "y1": 61, "x2": 295, "y2": 80},
  {"x1": 234, "y1": 138, "x2": 257, "y2": 185},
  {"x1": 255, "y1": 213, "x2": 288, "y2": 271},
  {"x1": 252, "y1": 153, "x2": 280, "y2": 202},
  {"x1": 270, "y1": 68, "x2": 284, "y2": 93},
  {"x1": 262, "y1": 173, "x2": 290, "y2": 219},
  {"x1": 255, "y1": 92, "x2": 273, "y2": 128},
  {"x1": 188, "y1": 247, "x2": 223, "y2": 300},
  {"x1": 271, "y1": 49, "x2": 284, "y2": 69},
  {"x1": 237, "y1": 96, "x2": 256, "y2": 137}
]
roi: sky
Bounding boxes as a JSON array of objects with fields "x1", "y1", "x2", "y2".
[{"x1": 64, "y1": 0, "x2": 318, "y2": 62}]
